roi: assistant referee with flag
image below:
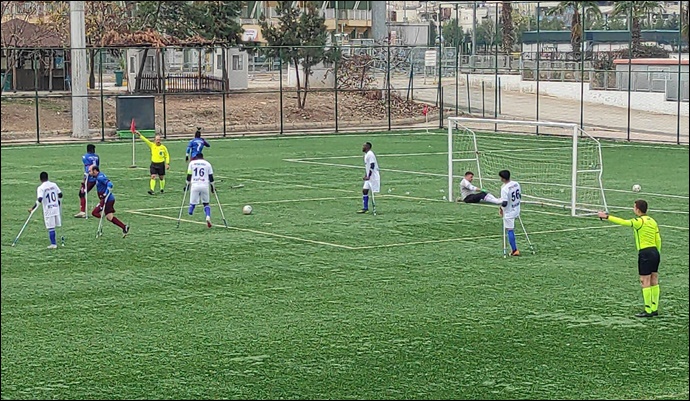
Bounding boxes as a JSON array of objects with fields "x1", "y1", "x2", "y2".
[
  {"x1": 598, "y1": 199, "x2": 662, "y2": 318},
  {"x1": 135, "y1": 130, "x2": 170, "y2": 195}
]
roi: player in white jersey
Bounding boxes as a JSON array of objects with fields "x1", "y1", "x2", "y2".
[
  {"x1": 185, "y1": 153, "x2": 215, "y2": 228},
  {"x1": 499, "y1": 169, "x2": 521, "y2": 256},
  {"x1": 29, "y1": 172, "x2": 63, "y2": 249},
  {"x1": 357, "y1": 142, "x2": 380, "y2": 214},
  {"x1": 458, "y1": 171, "x2": 503, "y2": 205}
]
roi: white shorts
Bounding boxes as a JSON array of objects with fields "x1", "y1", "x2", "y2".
[
  {"x1": 190, "y1": 186, "x2": 210, "y2": 205},
  {"x1": 503, "y1": 212, "x2": 519, "y2": 230},
  {"x1": 363, "y1": 177, "x2": 380, "y2": 193},
  {"x1": 44, "y1": 215, "x2": 62, "y2": 230}
]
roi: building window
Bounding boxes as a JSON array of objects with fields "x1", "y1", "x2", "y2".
[
  {"x1": 217, "y1": 54, "x2": 223, "y2": 68},
  {"x1": 130, "y1": 56, "x2": 136, "y2": 73},
  {"x1": 232, "y1": 54, "x2": 243, "y2": 70}
]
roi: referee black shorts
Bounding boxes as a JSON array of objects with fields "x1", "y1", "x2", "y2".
[
  {"x1": 150, "y1": 162, "x2": 166, "y2": 176},
  {"x1": 638, "y1": 247, "x2": 660, "y2": 276}
]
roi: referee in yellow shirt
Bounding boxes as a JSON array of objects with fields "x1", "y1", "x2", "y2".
[
  {"x1": 598, "y1": 199, "x2": 662, "y2": 318},
  {"x1": 135, "y1": 130, "x2": 170, "y2": 195}
]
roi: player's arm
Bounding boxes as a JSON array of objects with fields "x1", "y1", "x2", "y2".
[
  {"x1": 203, "y1": 139, "x2": 210, "y2": 148},
  {"x1": 185, "y1": 142, "x2": 192, "y2": 161},
  {"x1": 164, "y1": 146, "x2": 170, "y2": 168},
  {"x1": 598, "y1": 213, "x2": 643, "y2": 229},
  {"x1": 29, "y1": 195, "x2": 42, "y2": 213},
  {"x1": 364, "y1": 162, "x2": 375, "y2": 180},
  {"x1": 463, "y1": 180, "x2": 478, "y2": 193},
  {"x1": 135, "y1": 130, "x2": 154, "y2": 147},
  {"x1": 655, "y1": 229, "x2": 662, "y2": 252},
  {"x1": 209, "y1": 172, "x2": 215, "y2": 192}
]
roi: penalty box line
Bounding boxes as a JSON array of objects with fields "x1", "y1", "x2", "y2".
[{"x1": 126, "y1": 210, "x2": 357, "y2": 250}]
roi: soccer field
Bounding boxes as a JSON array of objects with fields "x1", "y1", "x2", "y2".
[{"x1": 1, "y1": 131, "x2": 688, "y2": 400}]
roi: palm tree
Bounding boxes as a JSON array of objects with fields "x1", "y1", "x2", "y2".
[
  {"x1": 547, "y1": 1, "x2": 601, "y2": 59},
  {"x1": 500, "y1": 1, "x2": 514, "y2": 54},
  {"x1": 612, "y1": 1, "x2": 664, "y2": 57}
]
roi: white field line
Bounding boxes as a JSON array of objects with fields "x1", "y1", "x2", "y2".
[
  {"x1": 351, "y1": 225, "x2": 620, "y2": 251},
  {"x1": 126, "y1": 210, "x2": 357, "y2": 250}
]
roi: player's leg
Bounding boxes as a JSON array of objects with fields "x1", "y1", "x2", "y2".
[
  {"x1": 45, "y1": 216, "x2": 58, "y2": 249},
  {"x1": 650, "y1": 270, "x2": 660, "y2": 316},
  {"x1": 76, "y1": 178, "x2": 87, "y2": 217},
  {"x1": 189, "y1": 188, "x2": 200, "y2": 215},
  {"x1": 159, "y1": 172, "x2": 166, "y2": 193},
  {"x1": 201, "y1": 187, "x2": 211, "y2": 227},
  {"x1": 482, "y1": 192, "x2": 503, "y2": 205},
  {"x1": 149, "y1": 163, "x2": 157, "y2": 195},
  {"x1": 104, "y1": 201, "x2": 128, "y2": 235},
  {"x1": 358, "y1": 181, "x2": 371, "y2": 213},
  {"x1": 371, "y1": 178, "x2": 380, "y2": 214},
  {"x1": 463, "y1": 193, "x2": 484, "y2": 203},
  {"x1": 504, "y1": 217, "x2": 519, "y2": 256},
  {"x1": 636, "y1": 249, "x2": 656, "y2": 317},
  {"x1": 91, "y1": 198, "x2": 104, "y2": 218}
]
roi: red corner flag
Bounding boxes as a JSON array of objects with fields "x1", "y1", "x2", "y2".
[
  {"x1": 422, "y1": 105, "x2": 429, "y2": 116},
  {"x1": 130, "y1": 118, "x2": 136, "y2": 133}
]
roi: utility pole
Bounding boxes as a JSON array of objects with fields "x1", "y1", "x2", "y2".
[{"x1": 70, "y1": 1, "x2": 89, "y2": 138}]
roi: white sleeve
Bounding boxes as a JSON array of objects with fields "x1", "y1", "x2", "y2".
[
  {"x1": 500, "y1": 186, "x2": 509, "y2": 201},
  {"x1": 208, "y1": 162, "x2": 214, "y2": 176},
  {"x1": 36, "y1": 185, "x2": 42, "y2": 201}
]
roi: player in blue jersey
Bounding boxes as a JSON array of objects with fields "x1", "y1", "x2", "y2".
[
  {"x1": 88, "y1": 165, "x2": 130, "y2": 237},
  {"x1": 185, "y1": 127, "x2": 210, "y2": 162},
  {"x1": 75, "y1": 144, "x2": 100, "y2": 218}
]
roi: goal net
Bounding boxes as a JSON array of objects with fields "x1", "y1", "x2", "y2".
[{"x1": 448, "y1": 117, "x2": 608, "y2": 217}]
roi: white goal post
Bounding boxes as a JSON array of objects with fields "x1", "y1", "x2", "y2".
[{"x1": 448, "y1": 117, "x2": 609, "y2": 217}]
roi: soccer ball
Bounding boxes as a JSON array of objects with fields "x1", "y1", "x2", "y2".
[
  {"x1": 632, "y1": 184, "x2": 642, "y2": 193},
  {"x1": 242, "y1": 205, "x2": 253, "y2": 215}
]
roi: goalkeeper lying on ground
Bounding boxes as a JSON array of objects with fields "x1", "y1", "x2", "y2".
[{"x1": 457, "y1": 171, "x2": 504, "y2": 205}]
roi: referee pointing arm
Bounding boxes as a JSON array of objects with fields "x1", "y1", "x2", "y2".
[
  {"x1": 135, "y1": 130, "x2": 170, "y2": 195},
  {"x1": 598, "y1": 199, "x2": 662, "y2": 318}
]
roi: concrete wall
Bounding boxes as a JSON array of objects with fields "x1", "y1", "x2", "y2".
[{"x1": 464, "y1": 74, "x2": 689, "y2": 116}]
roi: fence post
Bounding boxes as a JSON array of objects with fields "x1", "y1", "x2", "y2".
[
  {"x1": 481, "y1": 80, "x2": 485, "y2": 118},
  {"x1": 334, "y1": 47, "x2": 339, "y2": 133},
  {"x1": 677, "y1": 14, "x2": 683, "y2": 145},
  {"x1": 222, "y1": 47, "x2": 227, "y2": 137},
  {"x1": 161, "y1": 47, "x2": 167, "y2": 139},
  {"x1": 626, "y1": 8, "x2": 632, "y2": 142},
  {"x1": 439, "y1": 86, "x2": 444, "y2": 129},
  {"x1": 99, "y1": 48, "x2": 105, "y2": 141},
  {"x1": 387, "y1": 43, "x2": 391, "y2": 131},
  {"x1": 536, "y1": 1, "x2": 541, "y2": 135},
  {"x1": 466, "y1": 73, "x2": 471, "y2": 114},
  {"x1": 579, "y1": 3, "x2": 586, "y2": 130},
  {"x1": 279, "y1": 55, "x2": 284, "y2": 135},
  {"x1": 34, "y1": 50, "x2": 40, "y2": 144}
]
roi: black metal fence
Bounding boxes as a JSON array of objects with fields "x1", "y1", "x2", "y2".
[{"x1": 1, "y1": 43, "x2": 688, "y2": 145}]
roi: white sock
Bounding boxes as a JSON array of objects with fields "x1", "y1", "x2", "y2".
[{"x1": 484, "y1": 193, "x2": 503, "y2": 205}]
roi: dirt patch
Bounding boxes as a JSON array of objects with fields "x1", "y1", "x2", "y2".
[{"x1": 1, "y1": 90, "x2": 441, "y2": 140}]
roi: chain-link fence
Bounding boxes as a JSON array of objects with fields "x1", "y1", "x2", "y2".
[{"x1": 1, "y1": 41, "x2": 688, "y2": 145}]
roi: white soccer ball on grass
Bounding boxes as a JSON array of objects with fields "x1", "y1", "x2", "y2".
[
  {"x1": 243, "y1": 205, "x2": 253, "y2": 215},
  {"x1": 632, "y1": 184, "x2": 642, "y2": 193}
]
